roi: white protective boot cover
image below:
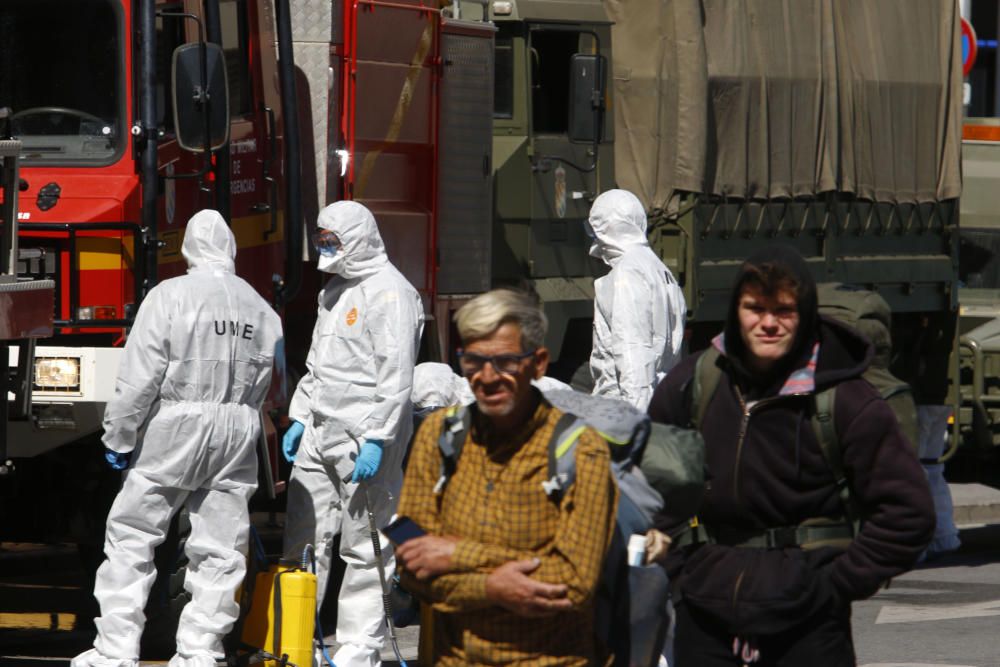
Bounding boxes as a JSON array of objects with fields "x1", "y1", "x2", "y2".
[{"x1": 70, "y1": 648, "x2": 138, "y2": 667}]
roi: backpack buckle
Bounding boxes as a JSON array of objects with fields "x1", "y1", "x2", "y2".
[
  {"x1": 542, "y1": 473, "x2": 569, "y2": 498},
  {"x1": 433, "y1": 475, "x2": 448, "y2": 495},
  {"x1": 764, "y1": 526, "x2": 799, "y2": 549}
]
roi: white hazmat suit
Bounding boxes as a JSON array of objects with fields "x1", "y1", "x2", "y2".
[
  {"x1": 588, "y1": 189, "x2": 686, "y2": 411},
  {"x1": 411, "y1": 361, "x2": 474, "y2": 410},
  {"x1": 73, "y1": 210, "x2": 283, "y2": 667},
  {"x1": 282, "y1": 201, "x2": 423, "y2": 667}
]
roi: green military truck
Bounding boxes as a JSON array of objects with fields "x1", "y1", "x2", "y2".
[
  {"x1": 457, "y1": 0, "x2": 963, "y2": 412},
  {"x1": 950, "y1": 119, "x2": 1000, "y2": 482}
]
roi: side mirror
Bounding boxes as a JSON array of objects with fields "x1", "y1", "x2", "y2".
[
  {"x1": 171, "y1": 42, "x2": 230, "y2": 152},
  {"x1": 567, "y1": 53, "x2": 606, "y2": 144}
]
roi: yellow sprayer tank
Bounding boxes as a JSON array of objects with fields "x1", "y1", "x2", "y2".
[{"x1": 242, "y1": 564, "x2": 317, "y2": 667}]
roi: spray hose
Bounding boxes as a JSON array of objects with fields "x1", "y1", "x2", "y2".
[
  {"x1": 363, "y1": 483, "x2": 409, "y2": 667},
  {"x1": 300, "y1": 545, "x2": 315, "y2": 572},
  {"x1": 301, "y1": 544, "x2": 337, "y2": 667}
]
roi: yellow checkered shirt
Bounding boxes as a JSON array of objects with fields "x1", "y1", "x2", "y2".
[{"x1": 398, "y1": 397, "x2": 618, "y2": 666}]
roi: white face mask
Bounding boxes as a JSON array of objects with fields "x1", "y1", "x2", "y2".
[
  {"x1": 589, "y1": 240, "x2": 603, "y2": 259},
  {"x1": 318, "y1": 250, "x2": 343, "y2": 274}
]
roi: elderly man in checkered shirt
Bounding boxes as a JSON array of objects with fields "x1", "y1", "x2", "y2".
[{"x1": 396, "y1": 288, "x2": 619, "y2": 666}]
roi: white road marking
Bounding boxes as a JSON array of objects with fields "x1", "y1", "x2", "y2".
[
  {"x1": 875, "y1": 599, "x2": 1000, "y2": 624},
  {"x1": 862, "y1": 664, "x2": 978, "y2": 667},
  {"x1": 875, "y1": 587, "x2": 951, "y2": 596}
]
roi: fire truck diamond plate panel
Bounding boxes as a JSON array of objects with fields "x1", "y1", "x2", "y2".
[
  {"x1": 292, "y1": 41, "x2": 332, "y2": 218},
  {"x1": 436, "y1": 29, "x2": 494, "y2": 295},
  {"x1": 289, "y1": 0, "x2": 333, "y2": 43}
]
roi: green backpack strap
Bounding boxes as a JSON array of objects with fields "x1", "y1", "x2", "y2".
[
  {"x1": 810, "y1": 387, "x2": 860, "y2": 536},
  {"x1": 676, "y1": 348, "x2": 723, "y2": 541},
  {"x1": 692, "y1": 347, "x2": 723, "y2": 429},
  {"x1": 542, "y1": 413, "x2": 588, "y2": 502}
]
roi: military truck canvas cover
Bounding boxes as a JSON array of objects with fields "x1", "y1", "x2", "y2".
[{"x1": 604, "y1": 0, "x2": 963, "y2": 211}]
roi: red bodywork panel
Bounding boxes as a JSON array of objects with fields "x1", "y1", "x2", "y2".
[
  {"x1": 18, "y1": 172, "x2": 140, "y2": 328},
  {"x1": 16, "y1": 0, "x2": 291, "y2": 332},
  {"x1": 341, "y1": 0, "x2": 440, "y2": 309}
]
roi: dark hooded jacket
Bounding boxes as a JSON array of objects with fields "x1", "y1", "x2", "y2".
[{"x1": 647, "y1": 245, "x2": 934, "y2": 636}]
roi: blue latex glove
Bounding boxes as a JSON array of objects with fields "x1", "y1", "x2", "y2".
[
  {"x1": 352, "y1": 439, "x2": 384, "y2": 482},
  {"x1": 104, "y1": 448, "x2": 131, "y2": 471},
  {"x1": 282, "y1": 421, "x2": 305, "y2": 463}
]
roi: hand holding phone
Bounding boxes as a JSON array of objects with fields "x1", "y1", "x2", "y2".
[{"x1": 383, "y1": 515, "x2": 426, "y2": 546}]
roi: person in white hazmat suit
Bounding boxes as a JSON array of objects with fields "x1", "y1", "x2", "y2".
[
  {"x1": 72, "y1": 210, "x2": 283, "y2": 667},
  {"x1": 281, "y1": 200, "x2": 423, "y2": 667},
  {"x1": 411, "y1": 361, "x2": 474, "y2": 413},
  {"x1": 587, "y1": 189, "x2": 686, "y2": 411}
]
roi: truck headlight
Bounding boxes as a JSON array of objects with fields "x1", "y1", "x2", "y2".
[{"x1": 34, "y1": 357, "x2": 81, "y2": 391}]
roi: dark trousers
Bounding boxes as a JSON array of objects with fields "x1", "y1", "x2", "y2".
[{"x1": 672, "y1": 600, "x2": 857, "y2": 667}]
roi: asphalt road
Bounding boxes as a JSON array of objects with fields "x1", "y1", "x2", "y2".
[
  {"x1": 0, "y1": 524, "x2": 998, "y2": 666},
  {"x1": 853, "y1": 523, "x2": 1000, "y2": 667}
]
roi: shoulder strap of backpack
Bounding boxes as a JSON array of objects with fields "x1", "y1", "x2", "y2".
[
  {"x1": 542, "y1": 413, "x2": 588, "y2": 503},
  {"x1": 810, "y1": 387, "x2": 861, "y2": 535},
  {"x1": 434, "y1": 405, "x2": 472, "y2": 495},
  {"x1": 692, "y1": 347, "x2": 723, "y2": 429}
]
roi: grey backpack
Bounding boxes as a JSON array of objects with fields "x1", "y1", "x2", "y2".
[
  {"x1": 434, "y1": 391, "x2": 666, "y2": 536},
  {"x1": 434, "y1": 393, "x2": 678, "y2": 667}
]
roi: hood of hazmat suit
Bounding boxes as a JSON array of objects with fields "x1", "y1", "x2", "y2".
[
  {"x1": 282, "y1": 200, "x2": 424, "y2": 666},
  {"x1": 412, "y1": 362, "x2": 474, "y2": 410},
  {"x1": 86, "y1": 209, "x2": 283, "y2": 665},
  {"x1": 315, "y1": 200, "x2": 390, "y2": 278},
  {"x1": 182, "y1": 209, "x2": 237, "y2": 273},
  {"x1": 588, "y1": 188, "x2": 649, "y2": 267},
  {"x1": 588, "y1": 189, "x2": 687, "y2": 410}
]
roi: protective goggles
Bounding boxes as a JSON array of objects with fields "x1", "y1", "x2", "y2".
[
  {"x1": 457, "y1": 349, "x2": 537, "y2": 376},
  {"x1": 312, "y1": 230, "x2": 342, "y2": 256}
]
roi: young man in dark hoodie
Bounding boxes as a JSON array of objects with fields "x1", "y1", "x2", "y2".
[{"x1": 647, "y1": 245, "x2": 934, "y2": 666}]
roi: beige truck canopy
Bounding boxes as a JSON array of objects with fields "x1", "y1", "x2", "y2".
[{"x1": 604, "y1": 0, "x2": 963, "y2": 212}]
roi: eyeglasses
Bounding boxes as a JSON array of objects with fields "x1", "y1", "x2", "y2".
[
  {"x1": 312, "y1": 230, "x2": 342, "y2": 256},
  {"x1": 457, "y1": 349, "x2": 537, "y2": 376}
]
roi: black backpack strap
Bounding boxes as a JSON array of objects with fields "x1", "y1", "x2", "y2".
[
  {"x1": 435, "y1": 405, "x2": 471, "y2": 495},
  {"x1": 811, "y1": 387, "x2": 861, "y2": 536},
  {"x1": 692, "y1": 347, "x2": 723, "y2": 430},
  {"x1": 272, "y1": 568, "x2": 292, "y2": 658},
  {"x1": 542, "y1": 413, "x2": 588, "y2": 503}
]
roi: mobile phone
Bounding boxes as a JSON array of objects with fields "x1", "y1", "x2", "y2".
[{"x1": 383, "y1": 516, "x2": 426, "y2": 545}]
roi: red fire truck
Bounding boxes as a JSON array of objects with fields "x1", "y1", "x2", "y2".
[{"x1": 0, "y1": 0, "x2": 493, "y2": 548}]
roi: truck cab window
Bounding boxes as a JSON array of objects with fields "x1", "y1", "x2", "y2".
[
  {"x1": 220, "y1": 0, "x2": 251, "y2": 117},
  {"x1": 530, "y1": 30, "x2": 583, "y2": 134},
  {"x1": 156, "y1": 5, "x2": 186, "y2": 133},
  {"x1": 0, "y1": 0, "x2": 124, "y2": 166},
  {"x1": 495, "y1": 27, "x2": 514, "y2": 119}
]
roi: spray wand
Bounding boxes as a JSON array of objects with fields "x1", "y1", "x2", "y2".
[{"x1": 363, "y1": 482, "x2": 409, "y2": 667}]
